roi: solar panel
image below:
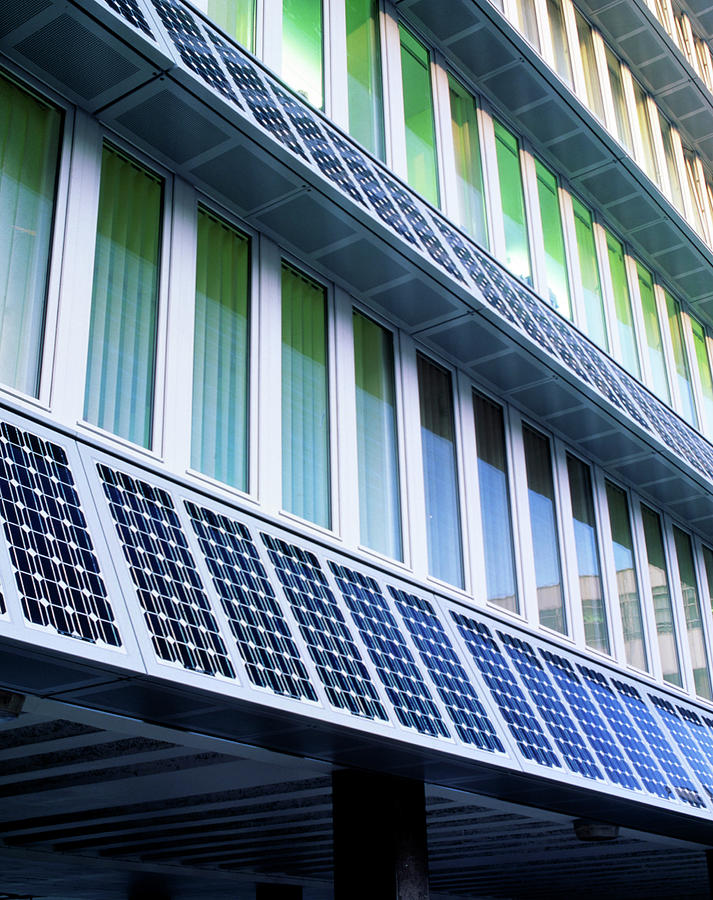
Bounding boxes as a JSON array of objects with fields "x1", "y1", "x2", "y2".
[
  {"x1": 540, "y1": 650, "x2": 640, "y2": 790},
  {"x1": 0, "y1": 423, "x2": 119, "y2": 646},
  {"x1": 102, "y1": 0, "x2": 154, "y2": 36},
  {"x1": 650, "y1": 695, "x2": 713, "y2": 800},
  {"x1": 390, "y1": 587, "x2": 504, "y2": 752},
  {"x1": 261, "y1": 534, "x2": 387, "y2": 722},
  {"x1": 612, "y1": 679, "x2": 704, "y2": 807},
  {"x1": 451, "y1": 612, "x2": 561, "y2": 768},
  {"x1": 499, "y1": 635, "x2": 602, "y2": 780},
  {"x1": 98, "y1": 465, "x2": 235, "y2": 678},
  {"x1": 678, "y1": 706, "x2": 713, "y2": 770},
  {"x1": 185, "y1": 502, "x2": 317, "y2": 702}
]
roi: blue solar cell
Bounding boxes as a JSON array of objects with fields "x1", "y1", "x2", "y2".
[
  {"x1": 679, "y1": 707, "x2": 713, "y2": 772},
  {"x1": 0, "y1": 423, "x2": 119, "y2": 646},
  {"x1": 650, "y1": 696, "x2": 713, "y2": 801},
  {"x1": 389, "y1": 588, "x2": 504, "y2": 752},
  {"x1": 450, "y1": 612, "x2": 560, "y2": 768},
  {"x1": 540, "y1": 651, "x2": 639, "y2": 790},
  {"x1": 98, "y1": 465, "x2": 234, "y2": 678},
  {"x1": 261, "y1": 534, "x2": 387, "y2": 722},
  {"x1": 185, "y1": 503, "x2": 317, "y2": 702},
  {"x1": 103, "y1": 0, "x2": 154, "y2": 36},
  {"x1": 498, "y1": 635, "x2": 602, "y2": 780},
  {"x1": 611, "y1": 679, "x2": 703, "y2": 807},
  {"x1": 327, "y1": 564, "x2": 448, "y2": 738}
]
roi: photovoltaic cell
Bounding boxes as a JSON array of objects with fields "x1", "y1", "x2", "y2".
[
  {"x1": 185, "y1": 502, "x2": 317, "y2": 702},
  {"x1": 261, "y1": 534, "x2": 387, "y2": 722},
  {"x1": 0, "y1": 423, "x2": 119, "y2": 646},
  {"x1": 499, "y1": 635, "x2": 602, "y2": 780},
  {"x1": 102, "y1": 0, "x2": 154, "y2": 36},
  {"x1": 612, "y1": 679, "x2": 703, "y2": 807},
  {"x1": 327, "y1": 564, "x2": 449, "y2": 738},
  {"x1": 678, "y1": 706, "x2": 713, "y2": 771},
  {"x1": 650, "y1": 695, "x2": 713, "y2": 800},
  {"x1": 98, "y1": 465, "x2": 234, "y2": 678},
  {"x1": 390, "y1": 587, "x2": 504, "y2": 752},
  {"x1": 540, "y1": 650, "x2": 639, "y2": 790},
  {"x1": 451, "y1": 612, "x2": 560, "y2": 768}
]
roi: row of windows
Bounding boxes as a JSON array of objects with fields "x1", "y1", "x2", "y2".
[
  {"x1": 3, "y1": 70, "x2": 713, "y2": 705},
  {"x1": 642, "y1": 0, "x2": 713, "y2": 94}
]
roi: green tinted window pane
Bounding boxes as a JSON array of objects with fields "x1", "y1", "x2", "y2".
[
  {"x1": 281, "y1": 264, "x2": 330, "y2": 527},
  {"x1": 633, "y1": 82, "x2": 658, "y2": 183},
  {"x1": 535, "y1": 161, "x2": 570, "y2": 318},
  {"x1": 417, "y1": 354, "x2": 463, "y2": 588},
  {"x1": 641, "y1": 505, "x2": 681, "y2": 687},
  {"x1": 354, "y1": 311, "x2": 401, "y2": 560},
  {"x1": 659, "y1": 112, "x2": 684, "y2": 212},
  {"x1": 448, "y1": 76, "x2": 487, "y2": 247},
  {"x1": 691, "y1": 318, "x2": 713, "y2": 436},
  {"x1": 474, "y1": 392, "x2": 518, "y2": 613},
  {"x1": 346, "y1": 0, "x2": 385, "y2": 159},
  {"x1": 605, "y1": 47, "x2": 632, "y2": 152},
  {"x1": 399, "y1": 26, "x2": 439, "y2": 207},
  {"x1": 523, "y1": 425, "x2": 566, "y2": 634},
  {"x1": 199, "y1": 0, "x2": 255, "y2": 49},
  {"x1": 84, "y1": 146, "x2": 162, "y2": 448},
  {"x1": 664, "y1": 292, "x2": 697, "y2": 426},
  {"x1": 547, "y1": 0, "x2": 573, "y2": 85},
  {"x1": 0, "y1": 75, "x2": 61, "y2": 397},
  {"x1": 673, "y1": 526, "x2": 712, "y2": 699},
  {"x1": 282, "y1": 0, "x2": 323, "y2": 108},
  {"x1": 513, "y1": 0, "x2": 541, "y2": 50},
  {"x1": 191, "y1": 209, "x2": 250, "y2": 490},
  {"x1": 605, "y1": 482, "x2": 647, "y2": 670},
  {"x1": 576, "y1": 11, "x2": 604, "y2": 121},
  {"x1": 572, "y1": 198, "x2": 607, "y2": 350},
  {"x1": 494, "y1": 121, "x2": 531, "y2": 285},
  {"x1": 605, "y1": 232, "x2": 639, "y2": 377},
  {"x1": 636, "y1": 264, "x2": 670, "y2": 402},
  {"x1": 567, "y1": 455, "x2": 609, "y2": 653}
]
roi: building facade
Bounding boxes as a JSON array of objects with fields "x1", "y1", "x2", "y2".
[{"x1": 2, "y1": 0, "x2": 713, "y2": 896}]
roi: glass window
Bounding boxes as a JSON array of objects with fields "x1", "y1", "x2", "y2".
[
  {"x1": 346, "y1": 0, "x2": 385, "y2": 160},
  {"x1": 535, "y1": 160, "x2": 570, "y2": 318},
  {"x1": 523, "y1": 425, "x2": 566, "y2": 633},
  {"x1": 191, "y1": 209, "x2": 250, "y2": 490},
  {"x1": 702, "y1": 545, "x2": 713, "y2": 617},
  {"x1": 658, "y1": 111, "x2": 684, "y2": 212},
  {"x1": 605, "y1": 482, "x2": 647, "y2": 670},
  {"x1": 281, "y1": 263, "x2": 329, "y2": 527},
  {"x1": 474, "y1": 391, "x2": 518, "y2": 613},
  {"x1": 84, "y1": 146, "x2": 162, "y2": 448},
  {"x1": 513, "y1": 0, "x2": 541, "y2": 51},
  {"x1": 636, "y1": 263, "x2": 670, "y2": 403},
  {"x1": 353, "y1": 311, "x2": 401, "y2": 560},
  {"x1": 605, "y1": 232, "x2": 639, "y2": 377},
  {"x1": 604, "y1": 47, "x2": 632, "y2": 152},
  {"x1": 195, "y1": 0, "x2": 255, "y2": 50},
  {"x1": 0, "y1": 75, "x2": 61, "y2": 397},
  {"x1": 575, "y1": 11, "x2": 605, "y2": 122},
  {"x1": 547, "y1": 0, "x2": 573, "y2": 86},
  {"x1": 493, "y1": 120, "x2": 531, "y2": 285},
  {"x1": 572, "y1": 198, "x2": 607, "y2": 350},
  {"x1": 641, "y1": 504, "x2": 681, "y2": 687},
  {"x1": 282, "y1": 0, "x2": 323, "y2": 109},
  {"x1": 664, "y1": 291, "x2": 697, "y2": 426},
  {"x1": 673, "y1": 526, "x2": 712, "y2": 699},
  {"x1": 399, "y1": 26, "x2": 439, "y2": 208},
  {"x1": 448, "y1": 75, "x2": 488, "y2": 247},
  {"x1": 691, "y1": 317, "x2": 713, "y2": 437},
  {"x1": 567, "y1": 455, "x2": 609, "y2": 653},
  {"x1": 417, "y1": 354, "x2": 463, "y2": 588},
  {"x1": 684, "y1": 150, "x2": 707, "y2": 237},
  {"x1": 632, "y1": 81, "x2": 659, "y2": 184}
]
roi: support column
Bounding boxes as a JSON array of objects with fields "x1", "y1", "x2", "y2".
[
  {"x1": 332, "y1": 770, "x2": 429, "y2": 900},
  {"x1": 256, "y1": 885, "x2": 303, "y2": 899}
]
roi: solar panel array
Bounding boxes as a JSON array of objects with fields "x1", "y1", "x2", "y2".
[{"x1": 97, "y1": 0, "x2": 713, "y2": 488}]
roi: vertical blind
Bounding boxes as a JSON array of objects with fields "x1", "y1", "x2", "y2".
[
  {"x1": 192, "y1": 209, "x2": 250, "y2": 490},
  {"x1": 84, "y1": 145, "x2": 162, "y2": 448}
]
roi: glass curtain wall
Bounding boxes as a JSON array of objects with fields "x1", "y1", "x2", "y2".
[
  {"x1": 605, "y1": 232, "x2": 639, "y2": 377},
  {"x1": 195, "y1": 0, "x2": 255, "y2": 49},
  {"x1": 346, "y1": 0, "x2": 385, "y2": 159},
  {"x1": 691, "y1": 318, "x2": 713, "y2": 437},
  {"x1": 664, "y1": 291, "x2": 697, "y2": 426},
  {"x1": 353, "y1": 311, "x2": 401, "y2": 560},
  {"x1": 641, "y1": 504, "x2": 682, "y2": 686},
  {"x1": 84, "y1": 146, "x2": 162, "y2": 448},
  {"x1": 281, "y1": 263, "x2": 330, "y2": 528},
  {"x1": 672, "y1": 526, "x2": 712, "y2": 699},
  {"x1": 399, "y1": 26, "x2": 439, "y2": 208},
  {"x1": 191, "y1": 209, "x2": 250, "y2": 490},
  {"x1": 494, "y1": 121, "x2": 531, "y2": 285},
  {"x1": 0, "y1": 75, "x2": 61, "y2": 397},
  {"x1": 605, "y1": 481, "x2": 647, "y2": 670},
  {"x1": 637, "y1": 263, "x2": 670, "y2": 403},
  {"x1": 473, "y1": 391, "x2": 518, "y2": 612},
  {"x1": 282, "y1": 0, "x2": 324, "y2": 108},
  {"x1": 417, "y1": 354, "x2": 463, "y2": 587},
  {"x1": 448, "y1": 76, "x2": 488, "y2": 247},
  {"x1": 535, "y1": 160, "x2": 571, "y2": 318},
  {"x1": 572, "y1": 198, "x2": 607, "y2": 350},
  {"x1": 523, "y1": 425, "x2": 566, "y2": 633}
]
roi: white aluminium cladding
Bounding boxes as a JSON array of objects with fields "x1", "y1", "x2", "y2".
[{"x1": 0, "y1": 408, "x2": 712, "y2": 829}]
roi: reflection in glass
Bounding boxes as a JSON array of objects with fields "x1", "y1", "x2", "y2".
[
  {"x1": 633, "y1": 81, "x2": 658, "y2": 184},
  {"x1": 513, "y1": 0, "x2": 541, "y2": 50},
  {"x1": 673, "y1": 526, "x2": 712, "y2": 699},
  {"x1": 399, "y1": 26, "x2": 439, "y2": 207},
  {"x1": 576, "y1": 11, "x2": 604, "y2": 121},
  {"x1": 346, "y1": 0, "x2": 385, "y2": 159},
  {"x1": 691, "y1": 318, "x2": 713, "y2": 437},
  {"x1": 494, "y1": 121, "x2": 531, "y2": 285},
  {"x1": 196, "y1": 0, "x2": 255, "y2": 50},
  {"x1": 658, "y1": 112, "x2": 684, "y2": 212},
  {"x1": 547, "y1": 0, "x2": 573, "y2": 85},
  {"x1": 637, "y1": 264, "x2": 670, "y2": 403},
  {"x1": 572, "y1": 198, "x2": 607, "y2": 350},
  {"x1": 605, "y1": 47, "x2": 632, "y2": 152},
  {"x1": 448, "y1": 75, "x2": 488, "y2": 247},
  {"x1": 665, "y1": 291, "x2": 697, "y2": 427},
  {"x1": 535, "y1": 161, "x2": 571, "y2": 318},
  {"x1": 282, "y1": 0, "x2": 323, "y2": 108},
  {"x1": 641, "y1": 505, "x2": 681, "y2": 686},
  {"x1": 605, "y1": 232, "x2": 639, "y2": 377}
]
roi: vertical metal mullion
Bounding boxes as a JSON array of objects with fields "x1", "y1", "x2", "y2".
[
  {"x1": 661, "y1": 515, "x2": 695, "y2": 696},
  {"x1": 623, "y1": 251, "x2": 650, "y2": 387},
  {"x1": 561, "y1": 0, "x2": 587, "y2": 103},
  {"x1": 333, "y1": 287, "x2": 358, "y2": 548},
  {"x1": 457, "y1": 370, "x2": 481, "y2": 604},
  {"x1": 381, "y1": 1, "x2": 408, "y2": 180},
  {"x1": 653, "y1": 281, "x2": 680, "y2": 415},
  {"x1": 630, "y1": 496, "x2": 665, "y2": 684},
  {"x1": 533, "y1": 0, "x2": 555, "y2": 69},
  {"x1": 479, "y1": 104, "x2": 507, "y2": 264},
  {"x1": 592, "y1": 218, "x2": 618, "y2": 362},
  {"x1": 592, "y1": 467, "x2": 628, "y2": 666},
  {"x1": 680, "y1": 309, "x2": 706, "y2": 438},
  {"x1": 561, "y1": 190, "x2": 586, "y2": 332},
  {"x1": 553, "y1": 439, "x2": 584, "y2": 647},
  {"x1": 261, "y1": 0, "x2": 283, "y2": 77},
  {"x1": 399, "y1": 334, "x2": 428, "y2": 583},
  {"x1": 509, "y1": 410, "x2": 541, "y2": 629},
  {"x1": 645, "y1": 94, "x2": 667, "y2": 192},
  {"x1": 620, "y1": 65, "x2": 646, "y2": 173},
  {"x1": 590, "y1": 29, "x2": 615, "y2": 134},
  {"x1": 327, "y1": 0, "x2": 348, "y2": 131},
  {"x1": 430, "y1": 51, "x2": 452, "y2": 215},
  {"x1": 521, "y1": 147, "x2": 546, "y2": 300}
]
